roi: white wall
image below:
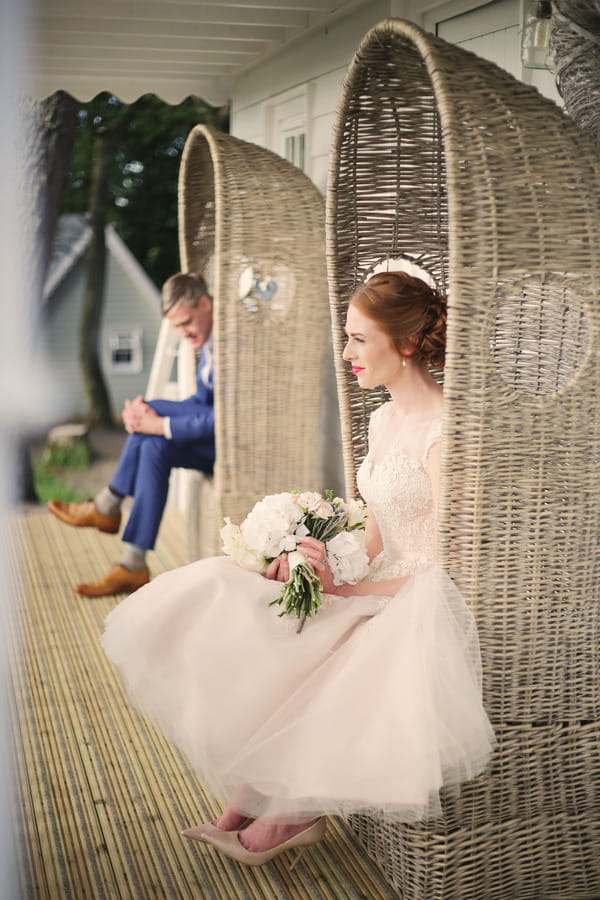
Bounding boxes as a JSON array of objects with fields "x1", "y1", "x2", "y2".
[
  {"x1": 230, "y1": 0, "x2": 560, "y2": 188},
  {"x1": 230, "y1": 0, "x2": 390, "y2": 194},
  {"x1": 45, "y1": 265, "x2": 88, "y2": 417},
  {"x1": 100, "y1": 233, "x2": 162, "y2": 414},
  {"x1": 45, "y1": 241, "x2": 162, "y2": 421},
  {"x1": 425, "y1": 0, "x2": 559, "y2": 103}
]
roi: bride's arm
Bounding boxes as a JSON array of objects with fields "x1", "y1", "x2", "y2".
[
  {"x1": 297, "y1": 512, "x2": 409, "y2": 598},
  {"x1": 298, "y1": 536, "x2": 408, "y2": 597},
  {"x1": 328, "y1": 573, "x2": 410, "y2": 598},
  {"x1": 265, "y1": 499, "x2": 384, "y2": 585},
  {"x1": 424, "y1": 440, "x2": 441, "y2": 560},
  {"x1": 364, "y1": 507, "x2": 383, "y2": 562},
  {"x1": 302, "y1": 437, "x2": 443, "y2": 598}
]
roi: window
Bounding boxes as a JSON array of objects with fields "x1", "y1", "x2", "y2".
[
  {"x1": 109, "y1": 328, "x2": 142, "y2": 373},
  {"x1": 266, "y1": 88, "x2": 309, "y2": 173},
  {"x1": 284, "y1": 131, "x2": 306, "y2": 170}
]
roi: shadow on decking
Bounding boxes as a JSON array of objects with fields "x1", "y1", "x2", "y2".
[{"x1": 7, "y1": 504, "x2": 395, "y2": 899}]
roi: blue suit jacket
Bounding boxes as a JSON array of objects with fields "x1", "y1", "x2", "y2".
[{"x1": 148, "y1": 344, "x2": 214, "y2": 448}]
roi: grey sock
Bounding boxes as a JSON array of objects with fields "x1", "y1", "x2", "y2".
[
  {"x1": 95, "y1": 486, "x2": 123, "y2": 516},
  {"x1": 120, "y1": 543, "x2": 147, "y2": 571}
]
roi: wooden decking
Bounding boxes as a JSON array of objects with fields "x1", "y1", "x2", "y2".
[{"x1": 7, "y1": 504, "x2": 396, "y2": 899}]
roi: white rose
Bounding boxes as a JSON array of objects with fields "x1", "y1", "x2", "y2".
[
  {"x1": 341, "y1": 498, "x2": 368, "y2": 529},
  {"x1": 220, "y1": 517, "x2": 240, "y2": 553},
  {"x1": 326, "y1": 530, "x2": 370, "y2": 586},
  {"x1": 295, "y1": 491, "x2": 325, "y2": 513},
  {"x1": 314, "y1": 499, "x2": 335, "y2": 519},
  {"x1": 220, "y1": 518, "x2": 267, "y2": 573}
]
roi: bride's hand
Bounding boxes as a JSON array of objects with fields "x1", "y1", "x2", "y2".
[
  {"x1": 265, "y1": 555, "x2": 290, "y2": 582},
  {"x1": 297, "y1": 537, "x2": 336, "y2": 593}
]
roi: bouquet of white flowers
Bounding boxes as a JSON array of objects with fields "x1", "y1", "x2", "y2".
[{"x1": 220, "y1": 490, "x2": 369, "y2": 632}]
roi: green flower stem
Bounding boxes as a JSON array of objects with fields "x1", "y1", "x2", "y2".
[
  {"x1": 306, "y1": 510, "x2": 347, "y2": 543},
  {"x1": 268, "y1": 562, "x2": 323, "y2": 634}
]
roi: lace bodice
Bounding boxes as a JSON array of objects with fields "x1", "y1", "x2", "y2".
[{"x1": 356, "y1": 402, "x2": 442, "y2": 580}]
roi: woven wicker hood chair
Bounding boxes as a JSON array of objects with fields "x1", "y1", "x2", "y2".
[
  {"x1": 172, "y1": 125, "x2": 328, "y2": 558},
  {"x1": 327, "y1": 19, "x2": 600, "y2": 900}
]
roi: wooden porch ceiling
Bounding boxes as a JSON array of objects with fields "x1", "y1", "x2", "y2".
[
  {"x1": 7, "y1": 503, "x2": 395, "y2": 898},
  {"x1": 28, "y1": 0, "x2": 367, "y2": 104}
]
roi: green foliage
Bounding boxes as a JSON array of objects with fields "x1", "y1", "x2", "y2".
[
  {"x1": 34, "y1": 438, "x2": 92, "y2": 503},
  {"x1": 42, "y1": 439, "x2": 91, "y2": 470},
  {"x1": 33, "y1": 464, "x2": 89, "y2": 504},
  {"x1": 61, "y1": 93, "x2": 229, "y2": 287}
]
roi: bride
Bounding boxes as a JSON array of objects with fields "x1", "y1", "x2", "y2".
[{"x1": 101, "y1": 269, "x2": 495, "y2": 867}]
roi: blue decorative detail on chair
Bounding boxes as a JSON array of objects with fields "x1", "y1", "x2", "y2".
[{"x1": 254, "y1": 279, "x2": 278, "y2": 301}]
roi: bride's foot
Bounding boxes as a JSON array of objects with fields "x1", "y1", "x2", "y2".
[
  {"x1": 181, "y1": 806, "x2": 252, "y2": 842},
  {"x1": 239, "y1": 818, "x2": 321, "y2": 853},
  {"x1": 213, "y1": 808, "x2": 250, "y2": 831},
  {"x1": 181, "y1": 817, "x2": 326, "y2": 868}
]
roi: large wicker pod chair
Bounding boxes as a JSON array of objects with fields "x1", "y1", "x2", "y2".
[
  {"x1": 173, "y1": 125, "x2": 328, "y2": 558},
  {"x1": 327, "y1": 19, "x2": 600, "y2": 900}
]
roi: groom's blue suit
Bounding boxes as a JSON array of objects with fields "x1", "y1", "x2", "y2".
[{"x1": 109, "y1": 345, "x2": 215, "y2": 550}]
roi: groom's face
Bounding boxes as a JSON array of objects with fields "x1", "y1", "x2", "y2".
[{"x1": 166, "y1": 296, "x2": 213, "y2": 350}]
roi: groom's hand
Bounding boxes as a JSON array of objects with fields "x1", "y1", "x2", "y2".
[{"x1": 122, "y1": 396, "x2": 165, "y2": 435}]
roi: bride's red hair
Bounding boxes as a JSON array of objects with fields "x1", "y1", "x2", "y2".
[{"x1": 349, "y1": 271, "x2": 447, "y2": 369}]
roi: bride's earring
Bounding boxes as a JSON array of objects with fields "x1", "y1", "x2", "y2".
[{"x1": 402, "y1": 358, "x2": 407, "y2": 368}]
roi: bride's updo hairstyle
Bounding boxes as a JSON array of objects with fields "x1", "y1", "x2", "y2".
[{"x1": 350, "y1": 271, "x2": 447, "y2": 369}]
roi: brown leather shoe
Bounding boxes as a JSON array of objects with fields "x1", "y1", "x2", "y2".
[
  {"x1": 48, "y1": 499, "x2": 121, "y2": 534},
  {"x1": 75, "y1": 564, "x2": 150, "y2": 597}
]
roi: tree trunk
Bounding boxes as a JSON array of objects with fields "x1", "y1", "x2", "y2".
[
  {"x1": 79, "y1": 101, "x2": 143, "y2": 428},
  {"x1": 20, "y1": 91, "x2": 78, "y2": 500},
  {"x1": 38, "y1": 92, "x2": 80, "y2": 296},
  {"x1": 23, "y1": 91, "x2": 79, "y2": 308},
  {"x1": 79, "y1": 128, "x2": 114, "y2": 428}
]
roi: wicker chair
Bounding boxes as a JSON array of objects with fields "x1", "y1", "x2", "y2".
[
  {"x1": 175, "y1": 125, "x2": 328, "y2": 558},
  {"x1": 327, "y1": 19, "x2": 600, "y2": 900}
]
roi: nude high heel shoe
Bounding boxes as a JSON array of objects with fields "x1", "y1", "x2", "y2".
[
  {"x1": 181, "y1": 818, "x2": 253, "y2": 841},
  {"x1": 181, "y1": 817, "x2": 326, "y2": 868}
]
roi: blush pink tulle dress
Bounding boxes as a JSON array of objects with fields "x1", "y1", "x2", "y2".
[{"x1": 101, "y1": 402, "x2": 495, "y2": 824}]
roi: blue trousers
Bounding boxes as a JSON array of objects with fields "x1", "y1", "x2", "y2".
[{"x1": 110, "y1": 399, "x2": 214, "y2": 550}]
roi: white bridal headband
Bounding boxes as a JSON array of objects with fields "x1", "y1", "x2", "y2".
[{"x1": 367, "y1": 255, "x2": 438, "y2": 290}]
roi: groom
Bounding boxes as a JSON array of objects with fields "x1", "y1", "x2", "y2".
[{"x1": 48, "y1": 271, "x2": 215, "y2": 596}]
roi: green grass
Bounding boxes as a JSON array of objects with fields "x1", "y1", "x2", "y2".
[
  {"x1": 42, "y1": 440, "x2": 91, "y2": 470},
  {"x1": 33, "y1": 439, "x2": 92, "y2": 504},
  {"x1": 33, "y1": 464, "x2": 89, "y2": 503}
]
